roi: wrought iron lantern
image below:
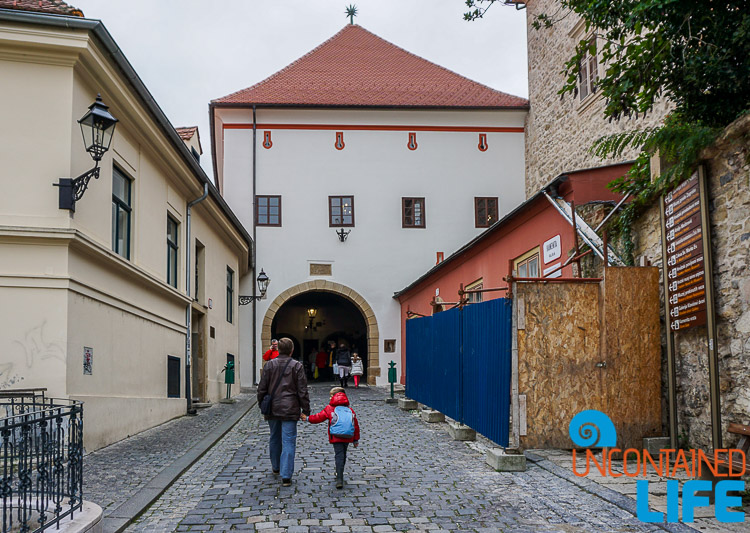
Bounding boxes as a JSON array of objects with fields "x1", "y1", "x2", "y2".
[
  {"x1": 56, "y1": 94, "x2": 118, "y2": 211},
  {"x1": 307, "y1": 307, "x2": 318, "y2": 329},
  {"x1": 239, "y1": 269, "x2": 271, "y2": 305},
  {"x1": 336, "y1": 227, "x2": 351, "y2": 242}
]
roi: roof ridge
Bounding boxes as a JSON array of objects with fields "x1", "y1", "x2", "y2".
[
  {"x1": 212, "y1": 24, "x2": 528, "y2": 108},
  {"x1": 212, "y1": 25, "x2": 353, "y2": 104}
]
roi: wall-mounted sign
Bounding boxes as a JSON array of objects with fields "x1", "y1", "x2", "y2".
[
  {"x1": 663, "y1": 174, "x2": 710, "y2": 332},
  {"x1": 543, "y1": 235, "x2": 561, "y2": 264},
  {"x1": 83, "y1": 346, "x2": 93, "y2": 375}
]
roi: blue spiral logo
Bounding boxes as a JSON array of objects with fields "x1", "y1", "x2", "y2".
[{"x1": 568, "y1": 410, "x2": 617, "y2": 448}]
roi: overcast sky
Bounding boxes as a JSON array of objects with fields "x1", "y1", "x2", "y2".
[{"x1": 72, "y1": 0, "x2": 529, "y2": 181}]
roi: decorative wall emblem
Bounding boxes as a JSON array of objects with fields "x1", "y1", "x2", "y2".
[
  {"x1": 407, "y1": 132, "x2": 418, "y2": 151},
  {"x1": 262, "y1": 131, "x2": 272, "y2": 149},
  {"x1": 478, "y1": 133, "x2": 488, "y2": 152},
  {"x1": 335, "y1": 131, "x2": 345, "y2": 150}
]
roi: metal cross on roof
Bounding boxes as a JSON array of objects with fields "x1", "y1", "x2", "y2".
[{"x1": 345, "y1": 4, "x2": 358, "y2": 24}]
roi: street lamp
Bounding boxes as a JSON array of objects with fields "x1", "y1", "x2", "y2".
[
  {"x1": 239, "y1": 269, "x2": 271, "y2": 305},
  {"x1": 56, "y1": 94, "x2": 118, "y2": 211},
  {"x1": 307, "y1": 307, "x2": 318, "y2": 329}
]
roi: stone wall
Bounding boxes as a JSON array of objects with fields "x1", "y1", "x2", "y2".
[
  {"x1": 524, "y1": 0, "x2": 671, "y2": 197},
  {"x1": 632, "y1": 114, "x2": 750, "y2": 450}
]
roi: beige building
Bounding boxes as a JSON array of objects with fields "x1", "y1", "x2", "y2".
[{"x1": 0, "y1": 2, "x2": 252, "y2": 450}]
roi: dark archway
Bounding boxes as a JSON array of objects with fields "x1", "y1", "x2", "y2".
[{"x1": 271, "y1": 291, "x2": 368, "y2": 383}]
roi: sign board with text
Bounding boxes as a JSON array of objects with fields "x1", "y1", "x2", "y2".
[
  {"x1": 663, "y1": 173, "x2": 710, "y2": 332},
  {"x1": 543, "y1": 235, "x2": 561, "y2": 264}
]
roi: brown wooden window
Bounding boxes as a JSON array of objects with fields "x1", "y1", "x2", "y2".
[
  {"x1": 256, "y1": 195, "x2": 281, "y2": 226},
  {"x1": 329, "y1": 196, "x2": 354, "y2": 227},
  {"x1": 474, "y1": 197, "x2": 498, "y2": 228},
  {"x1": 514, "y1": 248, "x2": 540, "y2": 278},
  {"x1": 466, "y1": 278, "x2": 483, "y2": 304},
  {"x1": 402, "y1": 197, "x2": 425, "y2": 228}
]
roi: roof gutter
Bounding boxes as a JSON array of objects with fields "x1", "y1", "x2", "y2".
[{"x1": 0, "y1": 9, "x2": 253, "y2": 257}]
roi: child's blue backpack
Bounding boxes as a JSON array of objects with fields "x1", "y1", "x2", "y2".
[{"x1": 330, "y1": 406, "x2": 355, "y2": 438}]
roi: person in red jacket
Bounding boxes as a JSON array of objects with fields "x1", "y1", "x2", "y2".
[
  {"x1": 263, "y1": 339, "x2": 279, "y2": 362},
  {"x1": 307, "y1": 387, "x2": 360, "y2": 489}
]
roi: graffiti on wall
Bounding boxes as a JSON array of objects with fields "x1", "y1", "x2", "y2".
[{"x1": 1, "y1": 321, "x2": 65, "y2": 390}]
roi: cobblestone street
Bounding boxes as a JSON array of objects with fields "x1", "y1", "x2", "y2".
[
  {"x1": 124, "y1": 385, "x2": 674, "y2": 533},
  {"x1": 84, "y1": 395, "x2": 254, "y2": 529}
]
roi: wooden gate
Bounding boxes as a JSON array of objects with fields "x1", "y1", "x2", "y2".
[{"x1": 515, "y1": 267, "x2": 662, "y2": 450}]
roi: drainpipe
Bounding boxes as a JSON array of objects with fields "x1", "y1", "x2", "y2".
[
  {"x1": 252, "y1": 105, "x2": 258, "y2": 385},
  {"x1": 185, "y1": 183, "x2": 209, "y2": 415}
]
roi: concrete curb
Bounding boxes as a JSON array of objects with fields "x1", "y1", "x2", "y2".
[
  {"x1": 525, "y1": 452, "x2": 701, "y2": 533},
  {"x1": 101, "y1": 399, "x2": 257, "y2": 533}
]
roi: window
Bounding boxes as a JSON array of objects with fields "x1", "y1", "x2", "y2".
[
  {"x1": 466, "y1": 278, "x2": 484, "y2": 304},
  {"x1": 329, "y1": 196, "x2": 354, "y2": 227},
  {"x1": 112, "y1": 166, "x2": 132, "y2": 259},
  {"x1": 167, "y1": 356, "x2": 180, "y2": 398},
  {"x1": 578, "y1": 37, "x2": 599, "y2": 101},
  {"x1": 474, "y1": 197, "x2": 498, "y2": 228},
  {"x1": 256, "y1": 195, "x2": 281, "y2": 226},
  {"x1": 515, "y1": 248, "x2": 540, "y2": 278},
  {"x1": 167, "y1": 215, "x2": 179, "y2": 288},
  {"x1": 195, "y1": 240, "x2": 205, "y2": 302},
  {"x1": 384, "y1": 340, "x2": 396, "y2": 353},
  {"x1": 226, "y1": 267, "x2": 234, "y2": 323},
  {"x1": 402, "y1": 197, "x2": 425, "y2": 228}
]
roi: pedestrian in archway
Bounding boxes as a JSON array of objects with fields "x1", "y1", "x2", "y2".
[
  {"x1": 257, "y1": 337, "x2": 310, "y2": 486},
  {"x1": 336, "y1": 343, "x2": 352, "y2": 388},
  {"x1": 351, "y1": 351, "x2": 363, "y2": 388},
  {"x1": 315, "y1": 346, "x2": 328, "y2": 381},
  {"x1": 262, "y1": 339, "x2": 279, "y2": 362}
]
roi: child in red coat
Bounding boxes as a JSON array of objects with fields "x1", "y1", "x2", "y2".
[{"x1": 308, "y1": 387, "x2": 360, "y2": 489}]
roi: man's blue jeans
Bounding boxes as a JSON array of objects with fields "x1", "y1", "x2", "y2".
[{"x1": 268, "y1": 420, "x2": 298, "y2": 479}]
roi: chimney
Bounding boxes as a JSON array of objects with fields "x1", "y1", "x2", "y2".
[{"x1": 436, "y1": 252, "x2": 444, "y2": 265}]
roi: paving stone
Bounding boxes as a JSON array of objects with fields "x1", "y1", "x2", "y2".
[
  {"x1": 84, "y1": 394, "x2": 253, "y2": 521},
  {"x1": 122, "y1": 384, "x2": 668, "y2": 532}
]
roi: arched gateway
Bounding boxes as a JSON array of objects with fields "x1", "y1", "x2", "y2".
[{"x1": 261, "y1": 281, "x2": 380, "y2": 384}]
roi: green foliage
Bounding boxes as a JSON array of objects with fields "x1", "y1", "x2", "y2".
[
  {"x1": 592, "y1": 115, "x2": 720, "y2": 264},
  {"x1": 466, "y1": 0, "x2": 750, "y2": 127},
  {"x1": 463, "y1": 0, "x2": 749, "y2": 256}
]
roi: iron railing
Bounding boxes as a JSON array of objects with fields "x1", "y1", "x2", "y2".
[{"x1": 0, "y1": 389, "x2": 83, "y2": 533}]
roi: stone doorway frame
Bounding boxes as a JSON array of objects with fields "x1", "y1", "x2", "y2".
[{"x1": 261, "y1": 281, "x2": 380, "y2": 384}]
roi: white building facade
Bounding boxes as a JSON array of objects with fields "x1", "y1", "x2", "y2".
[{"x1": 211, "y1": 25, "x2": 528, "y2": 385}]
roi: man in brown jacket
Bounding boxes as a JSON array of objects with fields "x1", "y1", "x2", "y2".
[{"x1": 257, "y1": 337, "x2": 310, "y2": 486}]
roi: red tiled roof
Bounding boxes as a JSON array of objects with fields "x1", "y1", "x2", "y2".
[
  {"x1": 176, "y1": 126, "x2": 198, "y2": 141},
  {"x1": 0, "y1": 0, "x2": 84, "y2": 16},
  {"x1": 213, "y1": 25, "x2": 528, "y2": 109}
]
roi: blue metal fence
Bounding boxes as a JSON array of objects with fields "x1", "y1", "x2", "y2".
[{"x1": 405, "y1": 298, "x2": 512, "y2": 446}]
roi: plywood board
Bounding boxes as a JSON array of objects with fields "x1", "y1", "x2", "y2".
[
  {"x1": 517, "y1": 282, "x2": 603, "y2": 449},
  {"x1": 603, "y1": 267, "x2": 662, "y2": 450}
]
